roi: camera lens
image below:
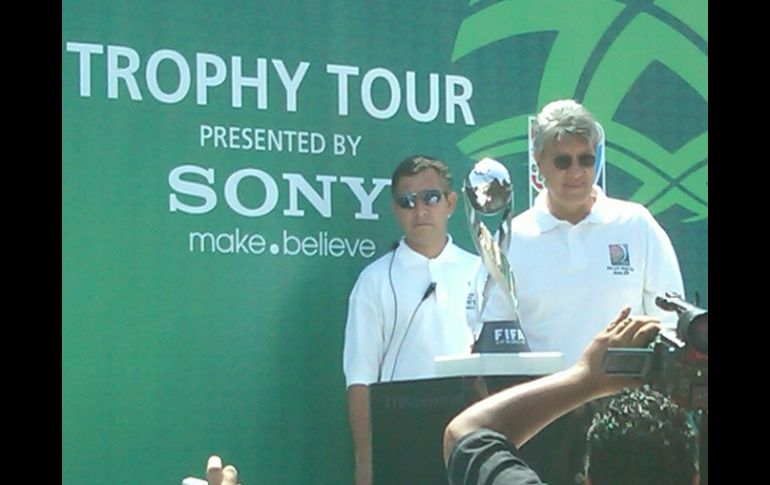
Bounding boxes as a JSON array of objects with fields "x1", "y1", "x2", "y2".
[{"x1": 685, "y1": 311, "x2": 708, "y2": 355}]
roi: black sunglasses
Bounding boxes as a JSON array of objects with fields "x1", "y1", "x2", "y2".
[
  {"x1": 553, "y1": 154, "x2": 596, "y2": 170},
  {"x1": 394, "y1": 189, "x2": 446, "y2": 209}
]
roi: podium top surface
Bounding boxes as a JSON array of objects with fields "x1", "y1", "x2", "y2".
[{"x1": 434, "y1": 351, "x2": 564, "y2": 378}]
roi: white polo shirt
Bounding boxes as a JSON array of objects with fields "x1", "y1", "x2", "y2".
[
  {"x1": 478, "y1": 187, "x2": 684, "y2": 367},
  {"x1": 343, "y1": 236, "x2": 479, "y2": 386}
]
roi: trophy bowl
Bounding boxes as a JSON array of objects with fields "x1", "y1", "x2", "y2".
[{"x1": 463, "y1": 158, "x2": 513, "y2": 215}]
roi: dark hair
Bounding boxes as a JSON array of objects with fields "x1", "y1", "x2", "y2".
[
  {"x1": 390, "y1": 155, "x2": 452, "y2": 194},
  {"x1": 585, "y1": 387, "x2": 698, "y2": 485}
]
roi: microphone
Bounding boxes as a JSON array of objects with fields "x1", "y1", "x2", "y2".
[
  {"x1": 421, "y1": 282, "x2": 437, "y2": 301},
  {"x1": 388, "y1": 282, "x2": 438, "y2": 380},
  {"x1": 379, "y1": 241, "x2": 402, "y2": 383}
]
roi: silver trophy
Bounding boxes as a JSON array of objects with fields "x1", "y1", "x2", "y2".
[{"x1": 463, "y1": 158, "x2": 530, "y2": 353}]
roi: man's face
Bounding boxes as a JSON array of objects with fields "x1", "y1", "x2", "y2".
[
  {"x1": 392, "y1": 168, "x2": 457, "y2": 251},
  {"x1": 536, "y1": 134, "x2": 596, "y2": 216}
]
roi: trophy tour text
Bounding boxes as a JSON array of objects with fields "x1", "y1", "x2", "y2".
[{"x1": 65, "y1": 41, "x2": 476, "y2": 125}]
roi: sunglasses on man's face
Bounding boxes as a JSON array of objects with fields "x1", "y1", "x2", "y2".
[
  {"x1": 394, "y1": 189, "x2": 446, "y2": 209},
  {"x1": 553, "y1": 154, "x2": 596, "y2": 170}
]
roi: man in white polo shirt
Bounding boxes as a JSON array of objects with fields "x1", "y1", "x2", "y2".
[
  {"x1": 343, "y1": 155, "x2": 479, "y2": 485},
  {"x1": 482, "y1": 99, "x2": 684, "y2": 367},
  {"x1": 476, "y1": 100, "x2": 686, "y2": 484}
]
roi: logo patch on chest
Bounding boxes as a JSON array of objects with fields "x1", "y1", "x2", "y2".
[{"x1": 607, "y1": 243, "x2": 633, "y2": 275}]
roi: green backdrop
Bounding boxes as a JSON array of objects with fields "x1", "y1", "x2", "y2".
[{"x1": 62, "y1": 1, "x2": 707, "y2": 483}]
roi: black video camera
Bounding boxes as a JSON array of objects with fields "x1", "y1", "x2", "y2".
[{"x1": 602, "y1": 292, "x2": 708, "y2": 411}]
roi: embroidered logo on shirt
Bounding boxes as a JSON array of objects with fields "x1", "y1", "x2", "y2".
[
  {"x1": 607, "y1": 243, "x2": 633, "y2": 275},
  {"x1": 609, "y1": 244, "x2": 630, "y2": 266}
]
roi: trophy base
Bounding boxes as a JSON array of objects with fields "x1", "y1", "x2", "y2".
[
  {"x1": 472, "y1": 320, "x2": 530, "y2": 353},
  {"x1": 434, "y1": 351, "x2": 564, "y2": 377}
]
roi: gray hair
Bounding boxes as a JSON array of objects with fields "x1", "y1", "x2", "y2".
[{"x1": 532, "y1": 99, "x2": 601, "y2": 156}]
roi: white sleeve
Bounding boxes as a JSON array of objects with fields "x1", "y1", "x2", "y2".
[
  {"x1": 342, "y1": 276, "x2": 385, "y2": 387},
  {"x1": 642, "y1": 210, "x2": 685, "y2": 331}
]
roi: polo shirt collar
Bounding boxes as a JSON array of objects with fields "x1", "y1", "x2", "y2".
[
  {"x1": 532, "y1": 185, "x2": 612, "y2": 233},
  {"x1": 396, "y1": 235, "x2": 460, "y2": 268}
]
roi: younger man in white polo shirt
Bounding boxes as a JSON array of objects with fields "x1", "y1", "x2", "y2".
[{"x1": 343, "y1": 155, "x2": 479, "y2": 485}]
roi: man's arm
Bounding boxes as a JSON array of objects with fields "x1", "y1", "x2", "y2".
[
  {"x1": 348, "y1": 384, "x2": 372, "y2": 485},
  {"x1": 343, "y1": 272, "x2": 385, "y2": 485},
  {"x1": 642, "y1": 210, "x2": 685, "y2": 329},
  {"x1": 443, "y1": 306, "x2": 660, "y2": 464}
]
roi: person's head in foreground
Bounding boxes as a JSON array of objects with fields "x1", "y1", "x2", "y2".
[{"x1": 584, "y1": 387, "x2": 699, "y2": 485}]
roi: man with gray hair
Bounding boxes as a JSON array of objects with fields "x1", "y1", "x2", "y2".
[
  {"x1": 479, "y1": 99, "x2": 684, "y2": 367},
  {"x1": 473, "y1": 99, "x2": 685, "y2": 483}
]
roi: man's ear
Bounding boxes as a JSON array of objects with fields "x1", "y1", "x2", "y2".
[{"x1": 534, "y1": 152, "x2": 543, "y2": 171}]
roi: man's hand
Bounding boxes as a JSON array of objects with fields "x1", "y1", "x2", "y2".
[
  {"x1": 574, "y1": 306, "x2": 661, "y2": 397},
  {"x1": 206, "y1": 456, "x2": 238, "y2": 485}
]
